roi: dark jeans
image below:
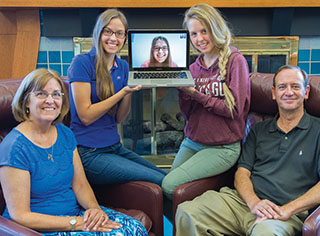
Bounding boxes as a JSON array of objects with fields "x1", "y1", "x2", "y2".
[{"x1": 78, "y1": 142, "x2": 166, "y2": 186}]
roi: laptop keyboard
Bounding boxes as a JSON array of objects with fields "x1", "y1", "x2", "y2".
[{"x1": 133, "y1": 72, "x2": 187, "y2": 79}]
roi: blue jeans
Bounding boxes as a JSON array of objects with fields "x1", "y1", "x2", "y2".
[
  {"x1": 78, "y1": 142, "x2": 166, "y2": 186},
  {"x1": 162, "y1": 138, "x2": 240, "y2": 198}
]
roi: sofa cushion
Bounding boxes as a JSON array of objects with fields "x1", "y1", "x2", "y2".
[
  {"x1": 306, "y1": 76, "x2": 320, "y2": 117},
  {"x1": 249, "y1": 72, "x2": 277, "y2": 116},
  {"x1": 114, "y1": 208, "x2": 152, "y2": 233}
]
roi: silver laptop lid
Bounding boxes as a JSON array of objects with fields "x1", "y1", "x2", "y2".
[{"x1": 128, "y1": 29, "x2": 190, "y2": 71}]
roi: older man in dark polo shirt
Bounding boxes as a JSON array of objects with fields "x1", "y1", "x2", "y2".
[{"x1": 175, "y1": 65, "x2": 320, "y2": 236}]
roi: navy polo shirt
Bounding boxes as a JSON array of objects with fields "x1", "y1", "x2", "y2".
[{"x1": 238, "y1": 112, "x2": 320, "y2": 206}]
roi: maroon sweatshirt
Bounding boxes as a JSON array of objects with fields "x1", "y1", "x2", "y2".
[{"x1": 179, "y1": 46, "x2": 250, "y2": 145}]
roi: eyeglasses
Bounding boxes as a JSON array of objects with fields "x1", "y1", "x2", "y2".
[
  {"x1": 32, "y1": 91, "x2": 64, "y2": 100},
  {"x1": 102, "y1": 28, "x2": 126, "y2": 39},
  {"x1": 153, "y1": 46, "x2": 168, "y2": 52}
]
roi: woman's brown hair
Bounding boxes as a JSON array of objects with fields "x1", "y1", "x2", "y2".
[
  {"x1": 12, "y1": 68, "x2": 69, "y2": 124},
  {"x1": 92, "y1": 9, "x2": 128, "y2": 115}
]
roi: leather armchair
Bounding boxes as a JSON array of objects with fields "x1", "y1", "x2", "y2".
[
  {"x1": 0, "y1": 78, "x2": 163, "y2": 236},
  {"x1": 303, "y1": 206, "x2": 320, "y2": 236},
  {"x1": 172, "y1": 72, "x2": 320, "y2": 236}
]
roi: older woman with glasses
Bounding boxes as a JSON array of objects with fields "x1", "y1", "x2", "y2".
[
  {"x1": 0, "y1": 68, "x2": 148, "y2": 235},
  {"x1": 141, "y1": 36, "x2": 178, "y2": 68},
  {"x1": 67, "y1": 9, "x2": 166, "y2": 186}
]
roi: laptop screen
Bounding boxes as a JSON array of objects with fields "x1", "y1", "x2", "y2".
[{"x1": 128, "y1": 30, "x2": 190, "y2": 71}]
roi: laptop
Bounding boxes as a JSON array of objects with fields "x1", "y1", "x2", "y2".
[{"x1": 127, "y1": 29, "x2": 195, "y2": 88}]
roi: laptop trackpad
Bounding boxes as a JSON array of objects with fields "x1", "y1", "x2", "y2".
[
  {"x1": 155, "y1": 80, "x2": 171, "y2": 83},
  {"x1": 154, "y1": 80, "x2": 172, "y2": 86}
]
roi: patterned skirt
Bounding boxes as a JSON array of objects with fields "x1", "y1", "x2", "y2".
[{"x1": 42, "y1": 206, "x2": 148, "y2": 236}]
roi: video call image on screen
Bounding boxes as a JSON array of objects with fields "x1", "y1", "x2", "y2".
[{"x1": 130, "y1": 33, "x2": 188, "y2": 69}]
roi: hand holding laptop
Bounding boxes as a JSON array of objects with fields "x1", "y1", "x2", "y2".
[
  {"x1": 178, "y1": 86, "x2": 196, "y2": 96},
  {"x1": 123, "y1": 85, "x2": 142, "y2": 92}
]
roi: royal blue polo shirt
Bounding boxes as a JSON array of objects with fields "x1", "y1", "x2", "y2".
[{"x1": 67, "y1": 47, "x2": 129, "y2": 148}]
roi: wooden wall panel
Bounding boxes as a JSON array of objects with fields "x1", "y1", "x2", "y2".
[
  {"x1": 0, "y1": 35, "x2": 16, "y2": 77},
  {"x1": 0, "y1": 9, "x2": 40, "y2": 79},
  {"x1": 0, "y1": 0, "x2": 320, "y2": 8},
  {"x1": 0, "y1": 10, "x2": 16, "y2": 34},
  {"x1": 12, "y1": 10, "x2": 40, "y2": 78},
  {"x1": 12, "y1": 31, "x2": 40, "y2": 78},
  {"x1": 0, "y1": 10, "x2": 17, "y2": 78}
]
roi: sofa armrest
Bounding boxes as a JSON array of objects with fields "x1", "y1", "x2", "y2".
[
  {"x1": 92, "y1": 181, "x2": 163, "y2": 236},
  {"x1": 303, "y1": 205, "x2": 320, "y2": 236},
  {"x1": 0, "y1": 215, "x2": 42, "y2": 236},
  {"x1": 173, "y1": 172, "x2": 230, "y2": 216},
  {"x1": 173, "y1": 167, "x2": 235, "y2": 215},
  {"x1": 172, "y1": 169, "x2": 234, "y2": 236}
]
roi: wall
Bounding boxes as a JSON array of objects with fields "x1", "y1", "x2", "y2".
[
  {"x1": 36, "y1": 36, "x2": 320, "y2": 76},
  {"x1": 37, "y1": 37, "x2": 74, "y2": 76},
  {"x1": 36, "y1": 8, "x2": 320, "y2": 76},
  {"x1": 0, "y1": 9, "x2": 40, "y2": 79},
  {"x1": 36, "y1": 11, "x2": 74, "y2": 76},
  {"x1": 298, "y1": 37, "x2": 320, "y2": 75}
]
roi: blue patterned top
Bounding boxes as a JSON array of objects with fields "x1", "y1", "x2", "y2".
[{"x1": 0, "y1": 124, "x2": 81, "y2": 219}]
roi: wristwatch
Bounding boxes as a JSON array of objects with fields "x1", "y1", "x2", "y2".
[{"x1": 69, "y1": 216, "x2": 77, "y2": 231}]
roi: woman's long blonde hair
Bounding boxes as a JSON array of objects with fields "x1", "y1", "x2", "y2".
[
  {"x1": 92, "y1": 9, "x2": 128, "y2": 115},
  {"x1": 183, "y1": 3, "x2": 235, "y2": 117}
]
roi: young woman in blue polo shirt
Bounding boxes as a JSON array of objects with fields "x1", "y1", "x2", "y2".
[{"x1": 68, "y1": 9, "x2": 166, "y2": 185}]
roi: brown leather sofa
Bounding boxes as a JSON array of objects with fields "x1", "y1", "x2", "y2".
[
  {"x1": 172, "y1": 72, "x2": 320, "y2": 236},
  {"x1": 0, "y1": 78, "x2": 163, "y2": 236}
]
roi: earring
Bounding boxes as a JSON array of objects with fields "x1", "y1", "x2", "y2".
[{"x1": 26, "y1": 108, "x2": 30, "y2": 114}]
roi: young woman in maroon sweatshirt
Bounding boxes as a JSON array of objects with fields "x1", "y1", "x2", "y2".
[{"x1": 162, "y1": 3, "x2": 251, "y2": 199}]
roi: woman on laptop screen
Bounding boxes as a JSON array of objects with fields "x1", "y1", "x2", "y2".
[
  {"x1": 68, "y1": 9, "x2": 166, "y2": 186},
  {"x1": 141, "y1": 36, "x2": 178, "y2": 68},
  {"x1": 162, "y1": 4, "x2": 250, "y2": 198}
]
